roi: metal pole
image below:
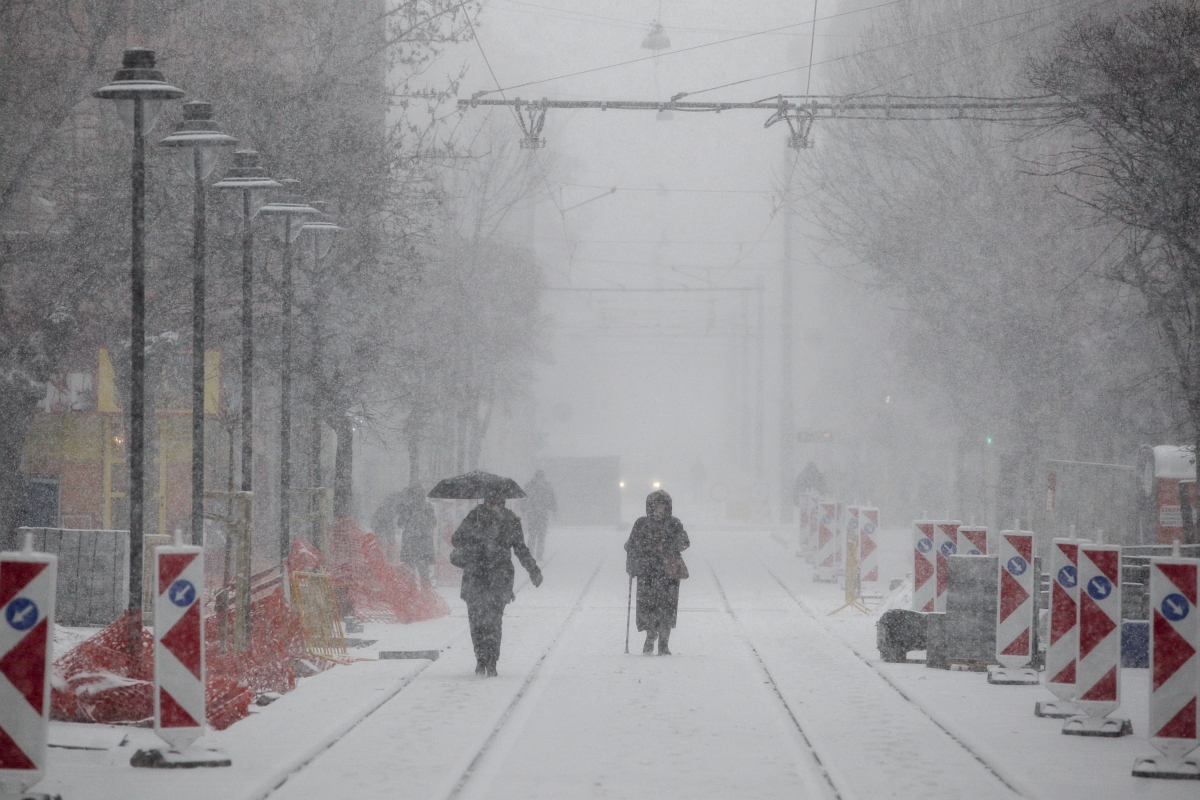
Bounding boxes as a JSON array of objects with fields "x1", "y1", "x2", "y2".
[
  {"x1": 129, "y1": 95, "x2": 146, "y2": 616},
  {"x1": 779, "y1": 151, "x2": 795, "y2": 523},
  {"x1": 755, "y1": 275, "x2": 765, "y2": 479},
  {"x1": 280, "y1": 215, "x2": 293, "y2": 562},
  {"x1": 191, "y1": 147, "x2": 206, "y2": 546},
  {"x1": 625, "y1": 575, "x2": 633, "y2": 654},
  {"x1": 241, "y1": 190, "x2": 253, "y2": 494},
  {"x1": 309, "y1": 303, "x2": 323, "y2": 551}
]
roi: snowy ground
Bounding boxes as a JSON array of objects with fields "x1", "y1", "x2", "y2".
[{"x1": 36, "y1": 526, "x2": 1195, "y2": 799}]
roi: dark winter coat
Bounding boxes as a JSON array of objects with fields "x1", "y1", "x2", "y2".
[
  {"x1": 624, "y1": 492, "x2": 690, "y2": 579},
  {"x1": 624, "y1": 490, "x2": 690, "y2": 632},
  {"x1": 397, "y1": 492, "x2": 437, "y2": 564},
  {"x1": 523, "y1": 476, "x2": 557, "y2": 524},
  {"x1": 452, "y1": 503, "x2": 540, "y2": 606}
]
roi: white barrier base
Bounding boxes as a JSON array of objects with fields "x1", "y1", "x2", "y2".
[
  {"x1": 130, "y1": 744, "x2": 232, "y2": 768},
  {"x1": 1034, "y1": 698, "x2": 1082, "y2": 718},
  {"x1": 1062, "y1": 714, "x2": 1133, "y2": 737},
  {"x1": 1132, "y1": 754, "x2": 1200, "y2": 780},
  {"x1": 986, "y1": 666, "x2": 1039, "y2": 685},
  {"x1": 812, "y1": 569, "x2": 838, "y2": 583}
]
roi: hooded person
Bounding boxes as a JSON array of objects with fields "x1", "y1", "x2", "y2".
[
  {"x1": 451, "y1": 486, "x2": 543, "y2": 676},
  {"x1": 624, "y1": 489, "x2": 691, "y2": 655}
]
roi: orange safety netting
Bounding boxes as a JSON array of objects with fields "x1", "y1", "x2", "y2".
[
  {"x1": 51, "y1": 586, "x2": 326, "y2": 730},
  {"x1": 325, "y1": 518, "x2": 449, "y2": 624}
]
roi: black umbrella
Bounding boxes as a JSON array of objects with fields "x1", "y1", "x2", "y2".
[{"x1": 427, "y1": 470, "x2": 526, "y2": 500}]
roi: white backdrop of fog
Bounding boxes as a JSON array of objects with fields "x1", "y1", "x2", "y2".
[{"x1": 355, "y1": 0, "x2": 973, "y2": 524}]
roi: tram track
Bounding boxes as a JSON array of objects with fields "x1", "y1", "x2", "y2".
[
  {"x1": 443, "y1": 560, "x2": 604, "y2": 800},
  {"x1": 757, "y1": 554, "x2": 1029, "y2": 799},
  {"x1": 705, "y1": 556, "x2": 847, "y2": 800},
  {"x1": 248, "y1": 549, "x2": 576, "y2": 800}
]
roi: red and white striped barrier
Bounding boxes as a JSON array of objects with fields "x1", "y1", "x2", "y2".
[
  {"x1": 814, "y1": 502, "x2": 839, "y2": 582},
  {"x1": 154, "y1": 538, "x2": 206, "y2": 750},
  {"x1": 988, "y1": 530, "x2": 1038, "y2": 685},
  {"x1": 0, "y1": 535, "x2": 56, "y2": 799},
  {"x1": 131, "y1": 532, "x2": 230, "y2": 769},
  {"x1": 859, "y1": 507, "x2": 880, "y2": 585},
  {"x1": 934, "y1": 520, "x2": 960, "y2": 613},
  {"x1": 1037, "y1": 538, "x2": 1086, "y2": 716},
  {"x1": 958, "y1": 526, "x2": 987, "y2": 556},
  {"x1": 1064, "y1": 544, "x2": 1131, "y2": 736},
  {"x1": 912, "y1": 520, "x2": 936, "y2": 613},
  {"x1": 1133, "y1": 552, "x2": 1200, "y2": 777}
]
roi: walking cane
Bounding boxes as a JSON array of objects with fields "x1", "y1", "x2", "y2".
[{"x1": 625, "y1": 574, "x2": 633, "y2": 654}]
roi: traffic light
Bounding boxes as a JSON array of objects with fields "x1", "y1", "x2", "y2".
[{"x1": 797, "y1": 430, "x2": 834, "y2": 444}]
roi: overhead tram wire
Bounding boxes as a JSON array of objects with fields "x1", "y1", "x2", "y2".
[
  {"x1": 472, "y1": 0, "x2": 913, "y2": 98},
  {"x1": 677, "y1": 0, "x2": 1111, "y2": 100},
  {"x1": 494, "y1": 0, "x2": 874, "y2": 37}
]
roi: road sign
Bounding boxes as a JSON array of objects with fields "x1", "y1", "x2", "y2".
[
  {"x1": 0, "y1": 538, "x2": 56, "y2": 799},
  {"x1": 153, "y1": 540, "x2": 206, "y2": 751},
  {"x1": 958, "y1": 526, "x2": 987, "y2": 556},
  {"x1": 1039, "y1": 538, "x2": 1086, "y2": 716},
  {"x1": 996, "y1": 531, "x2": 1034, "y2": 668},
  {"x1": 1148, "y1": 556, "x2": 1198, "y2": 761},
  {"x1": 913, "y1": 520, "x2": 936, "y2": 613},
  {"x1": 1065, "y1": 544, "x2": 1131, "y2": 736},
  {"x1": 934, "y1": 521, "x2": 960, "y2": 613}
]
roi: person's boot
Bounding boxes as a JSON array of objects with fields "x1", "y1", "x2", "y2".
[
  {"x1": 486, "y1": 661, "x2": 498, "y2": 677},
  {"x1": 475, "y1": 660, "x2": 487, "y2": 677},
  {"x1": 643, "y1": 631, "x2": 657, "y2": 654},
  {"x1": 658, "y1": 628, "x2": 671, "y2": 656}
]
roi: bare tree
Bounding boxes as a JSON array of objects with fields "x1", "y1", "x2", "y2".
[{"x1": 1029, "y1": 2, "x2": 1200, "y2": 503}]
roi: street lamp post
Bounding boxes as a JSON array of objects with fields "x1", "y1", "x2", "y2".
[
  {"x1": 213, "y1": 152, "x2": 280, "y2": 498},
  {"x1": 259, "y1": 192, "x2": 318, "y2": 563},
  {"x1": 93, "y1": 49, "x2": 183, "y2": 624},
  {"x1": 299, "y1": 209, "x2": 343, "y2": 552},
  {"x1": 159, "y1": 101, "x2": 237, "y2": 546}
]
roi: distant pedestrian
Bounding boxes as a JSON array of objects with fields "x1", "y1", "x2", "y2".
[
  {"x1": 624, "y1": 489, "x2": 690, "y2": 655},
  {"x1": 397, "y1": 484, "x2": 437, "y2": 583},
  {"x1": 522, "y1": 470, "x2": 557, "y2": 559},
  {"x1": 451, "y1": 488, "x2": 543, "y2": 676}
]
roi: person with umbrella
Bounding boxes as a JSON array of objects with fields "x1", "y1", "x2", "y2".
[
  {"x1": 435, "y1": 472, "x2": 543, "y2": 677},
  {"x1": 624, "y1": 489, "x2": 690, "y2": 655}
]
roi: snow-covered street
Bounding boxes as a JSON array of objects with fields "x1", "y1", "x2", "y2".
[{"x1": 33, "y1": 527, "x2": 1195, "y2": 799}]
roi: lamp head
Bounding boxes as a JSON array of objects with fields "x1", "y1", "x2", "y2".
[
  {"x1": 213, "y1": 150, "x2": 282, "y2": 218},
  {"x1": 158, "y1": 100, "x2": 238, "y2": 179},
  {"x1": 93, "y1": 49, "x2": 184, "y2": 133},
  {"x1": 641, "y1": 22, "x2": 671, "y2": 51}
]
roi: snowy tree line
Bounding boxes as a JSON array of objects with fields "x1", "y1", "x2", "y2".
[
  {"x1": 799, "y1": 0, "x2": 1197, "y2": 535},
  {"x1": 0, "y1": 0, "x2": 544, "y2": 544}
]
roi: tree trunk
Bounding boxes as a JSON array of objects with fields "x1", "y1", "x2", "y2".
[
  {"x1": 407, "y1": 433, "x2": 420, "y2": 486},
  {"x1": 0, "y1": 394, "x2": 41, "y2": 550},
  {"x1": 332, "y1": 414, "x2": 354, "y2": 519}
]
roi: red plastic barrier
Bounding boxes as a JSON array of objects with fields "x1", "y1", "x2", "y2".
[
  {"x1": 51, "y1": 586, "x2": 317, "y2": 730},
  {"x1": 327, "y1": 518, "x2": 449, "y2": 624}
]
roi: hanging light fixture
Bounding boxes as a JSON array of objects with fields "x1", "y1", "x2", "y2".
[{"x1": 642, "y1": 21, "x2": 670, "y2": 51}]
